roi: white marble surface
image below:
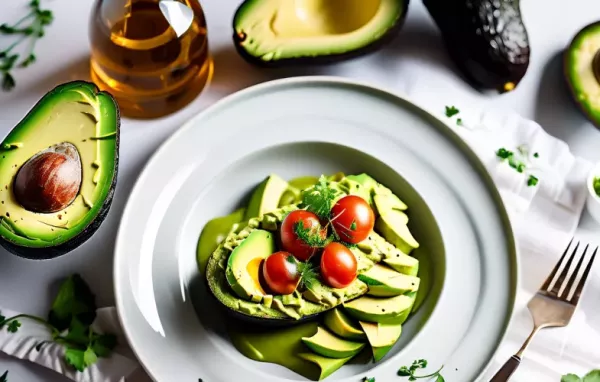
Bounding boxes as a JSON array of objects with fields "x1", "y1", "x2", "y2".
[{"x1": 1, "y1": 0, "x2": 600, "y2": 381}]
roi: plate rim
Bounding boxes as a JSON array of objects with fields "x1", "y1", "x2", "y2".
[{"x1": 113, "y1": 75, "x2": 520, "y2": 382}]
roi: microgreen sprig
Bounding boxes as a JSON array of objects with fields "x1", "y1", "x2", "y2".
[
  {"x1": 0, "y1": 0, "x2": 54, "y2": 91},
  {"x1": 398, "y1": 359, "x2": 445, "y2": 381}
]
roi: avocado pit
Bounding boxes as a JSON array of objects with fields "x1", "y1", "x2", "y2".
[{"x1": 13, "y1": 142, "x2": 82, "y2": 213}]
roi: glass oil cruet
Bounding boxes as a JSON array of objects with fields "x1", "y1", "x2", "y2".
[{"x1": 88, "y1": 0, "x2": 213, "y2": 118}]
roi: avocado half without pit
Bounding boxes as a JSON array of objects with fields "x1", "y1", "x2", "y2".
[
  {"x1": 0, "y1": 81, "x2": 120, "y2": 259},
  {"x1": 564, "y1": 21, "x2": 600, "y2": 128},
  {"x1": 233, "y1": 0, "x2": 410, "y2": 66}
]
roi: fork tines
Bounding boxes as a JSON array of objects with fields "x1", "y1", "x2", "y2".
[{"x1": 540, "y1": 238, "x2": 598, "y2": 305}]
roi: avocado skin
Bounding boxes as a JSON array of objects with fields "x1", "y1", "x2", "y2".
[
  {"x1": 424, "y1": 0, "x2": 530, "y2": 93},
  {"x1": 232, "y1": 0, "x2": 410, "y2": 67},
  {"x1": 563, "y1": 21, "x2": 600, "y2": 129},
  {"x1": 0, "y1": 81, "x2": 120, "y2": 260}
]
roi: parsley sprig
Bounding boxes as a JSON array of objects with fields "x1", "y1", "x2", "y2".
[
  {"x1": 562, "y1": 369, "x2": 600, "y2": 382},
  {"x1": 301, "y1": 176, "x2": 338, "y2": 220},
  {"x1": 0, "y1": 274, "x2": 117, "y2": 372},
  {"x1": 0, "y1": 0, "x2": 54, "y2": 91},
  {"x1": 398, "y1": 359, "x2": 445, "y2": 381},
  {"x1": 496, "y1": 145, "x2": 540, "y2": 187}
]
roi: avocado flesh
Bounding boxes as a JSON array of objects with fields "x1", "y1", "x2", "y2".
[
  {"x1": 323, "y1": 308, "x2": 366, "y2": 340},
  {"x1": 233, "y1": 0, "x2": 408, "y2": 65},
  {"x1": 343, "y1": 294, "x2": 414, "y2": 324},
  {"x1": 565, "y1": 21, "x2": 600, "y2": 127},
  {"x1": 0, "y1": 81, "x2": 119, "y2": 258},
  {"x1": 358, "y1": 263, "x2": 420, "y2": 297},
  {"x1": 359, "y1": 321, "x2": 402, "y2": 361},
  {"x1": 298, "y1": 352, "x2": 354, "y2": 381},
  {"x1": 301, "y1": 326, "x2": 365, "y2": 359},
  {"x1": 245, "y1": 174, "x2": 289, "y2": 220}
]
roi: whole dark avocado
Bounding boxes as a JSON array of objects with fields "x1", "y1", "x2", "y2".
[
  {"x1": 0, "y1": 81, "x2": 120, "y2": 259},
  {"x1": 232, "y1": 0, "x2": 409, "y2": 66},
  {"x1": 564, "y1": 21, "x2": 600, "y2": 128},
  {"x1": 424, "y1": 0, "x2": 531, "y2": 93}
]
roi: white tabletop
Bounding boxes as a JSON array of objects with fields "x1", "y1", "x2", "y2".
[{"x1": 1, "y1": 0, "x2": 600, "y2": 381}]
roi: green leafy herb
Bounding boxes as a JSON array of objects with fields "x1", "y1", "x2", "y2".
[
  {"x1": 561, "y1": 369, "x2": 600, "y2": 382},
  {"x1": 0, "y1": 274, "x2": 116, "y2": 373},
  {"x1": 363, "y1": 377, "x2": 375, "y2": 382},
  {"x1": 0, "y1": 370, "x2": 7, "y2": 382},
  {"x1": 287, "y1": 255, "x2": 319, "y2": 290},
  {"x1": 294, "y1": 221, "x2": 328, "y2": 248},
  {"x1": 301, "y1": 175, "x2": 337, "y2": 219},
  {"x1": 445, "y1": 106, "x2": 459, "y2": 118},
  {"x1": 0, "y1": 0, "x2": 54, "y2": 91},
  {"x1": 6, "y1": 320, "x2": 20, "y2": 333},
  {"x1": 456, "y1": 118, "x2": 463, "y2": 126},
  {"x1": 398, "y1": 359, "x2": 445, "y2": 381},
  {"x1": 534, "y1": 152, "x2": 539, "y2": 158},
  {"x1": 496, "y1": 148, "x2": 513, "y2": 160},
  {"x1": 593, "y1": 177, "x2": 600, "y2": 197},
  {"x1": 527, "y1": 175, "x2": 538, "y2": 187}
]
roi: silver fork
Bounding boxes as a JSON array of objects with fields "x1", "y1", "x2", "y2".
[{"x1": 490, "y1": 239, "x2": 598, "y2": 381}]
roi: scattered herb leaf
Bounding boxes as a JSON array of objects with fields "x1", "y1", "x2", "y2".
[
  {"x1": 456, "y1": 118, "x2": 463, "y2": 126},
  {"x1": 527, "y1": 175, "x2": 538, "y2": 187},
  {"x1": 6, "y1": 320, "x2": 20, "y2": 333},
  {"x1": 0, "y1": 0, "x2": 54, "y2": 91},
  {"x1": 48, "y1": 274, "x2": 97, "y2": 331},
  {"x1": 534, "y1": 152, "x2": 539, "y2": 158},
  {"x1": 398, "y1": 359, "x2": 444, "y2": 381},
  {"x1": 445, "y1": 106, "x2": 459, "y2": 118},
  {"x1": 496, "y1": 148, "x2": 513, "y2": 159},
  {"x1": 561, "y1": 369, "x2": 600, "y2": 382},
  {"x1": 593, "y1": 177, "x2": 600, "y2": 198},
  {"x1": 363, "y1": 377, "x2": 375, "y2": 382},
  {"x1": 297, "y1": 259, "x2": 319, "y2": 290}
]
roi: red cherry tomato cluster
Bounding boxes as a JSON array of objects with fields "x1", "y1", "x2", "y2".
[{"x1": 262, "y1": 195, "x2": 374, "y2": 294}]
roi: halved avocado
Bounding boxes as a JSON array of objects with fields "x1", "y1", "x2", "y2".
[
  {"x1": 0, "y1": 81, "x2": 119, "y2": 259},
  {"x1": 232, "y1": 0, "x2": 409, "y2": 66},
  {"x1": 564, "y1": 21, "x2": 600, "y2": 128}
]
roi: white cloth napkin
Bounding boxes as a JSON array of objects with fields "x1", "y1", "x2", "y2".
[
  {"x1": 0, "y1": 307, "x2": 144, "y2": 382},
  {"x1": 406, "y1": 87, "x2": 597, "y2": 381}
]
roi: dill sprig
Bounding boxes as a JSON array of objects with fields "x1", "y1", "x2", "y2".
[
  {"x1": 286, "y1": 255, "x2": 319, "y2": 290},
  {"x1": 0, "y1": 0, "x2": 54, "y2": 91},
  {"x1": 293, "y1": 221, "x2": 328, "y2": 248},
  {"x1": 301, "y1": 175, "x2": 337, "y2": 219}
]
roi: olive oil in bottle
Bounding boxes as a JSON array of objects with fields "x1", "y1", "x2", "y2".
[{"x1": 89, "y1": 0, "x2": 213, "y2": 118}]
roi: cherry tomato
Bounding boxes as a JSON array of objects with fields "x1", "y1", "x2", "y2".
[
  {"x1": 280, "y1": 210, "x2": 326, "y2": 261},
  {"x1": 330, "y1": 195, "x2": 375, "y2": 244},
  {"x1": 262, "y1": 251, "x2": 300, "y2": 295},
  {"x1": 320, "y1": 242, "x2": 358, "y2": 288}
]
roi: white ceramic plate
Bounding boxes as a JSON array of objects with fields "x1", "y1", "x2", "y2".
[{"x1": 114, "y1": 76, "x2": 518, "y2": 382}]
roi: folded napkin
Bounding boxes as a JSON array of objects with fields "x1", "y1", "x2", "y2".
[
  {"x1": 0, "y1": 307, "x2": 144, "y2": 382},
  {"x1": 406, "y1": 86, "x2": 597, "y2": 381}
]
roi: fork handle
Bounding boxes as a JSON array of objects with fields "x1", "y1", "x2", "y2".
[{"x1": 489, "y1": 355, "x2": 521, "y2": 381}]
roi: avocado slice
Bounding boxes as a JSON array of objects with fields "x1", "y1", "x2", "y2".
[
  {"x1": 564, "y1": 21, "x2": 600, "y2": 128},
  {"x1": 225, "y1": 229, "x2": 275, "y2": 302},
  {"x1": 302, "y1": 326, "x2": 365, "y2": 359},
  {"x1": 232, "y1": 0, "x2": 409, "y2": 66},
  {"x1": 323, "y1": 308, "x2": 366, "y2": 340},
  {"x1": 245, "y1": 174, "x2": 289, "y2": 220},
  {"x1": 298, "y1": 352, "x2": 354, "y2": 381},
  {"x1": 0, "y1": 81, "x2": 119, "y2": 259},
  {"x1": 375, "y1": 211, "x2": 419, "y2": 254},
  {"x1": 383, "y1": 253, "x2": 419, "y2": 277},
  {"x1": 424, "y1": 0, "x2": 530, "y2": 93},
  {"x1": 373, "y1": 193, "x2": 408, "y2": 217},
  {"x1": 343, "y1": 294, "x2": 414, "y2": 324},
  {"x1": 358, "y1": 264, "x2": 420, "y2": 297},
  {"x1": 359, "y1": 321, "x2": 402, "y2": 362}
]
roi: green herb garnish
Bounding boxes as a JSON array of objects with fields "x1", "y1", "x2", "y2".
[
  {"x1": 561, "y1": 369, "x2": 600, "y2": 382},
  {"x1": 496, "y1": 148, "x2": 513, "y2": 159},
  {"x1": 534, "y1": 152, "x2": 539, "y2": 158},
  {"x1": 363, "y1": 377, "x2": 375, "y2": 382},
  {"x1": 528, "y1": 175, "x2": 538, "y2": 187},
  {"x1": 593, "y1": 177, "x2": 600, "y2": 197},
  {"x1": 0, "y1": 0, "x2": 54, "y2": 91},
  {"x1": 286, "y1": 255, "x2": 319, "y2": 290},
  {"x1": 0, "y1": 370, "x2": 7, "y2": 382},
  {"x1": 301, "y1": 175, "x2": 338, "y2": 220},
  {"x1": 445, "y1": 106, "x2": 459, "y2": 118},
  {"x1": 456, "y1": 118, "x2": 463, "y2": 126},
  {"x1": 293, "y1": 221, "x2": 328, "y2": 248},
  {"x1": 349, "y1": 220, "x2": 357, "y2": 231},
  {"x1": 0, "y1": 274, "x2": 117, "y2": 372},
  {"x1": 398, "y1": 359, "x2": 445, "y2": 381}
]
